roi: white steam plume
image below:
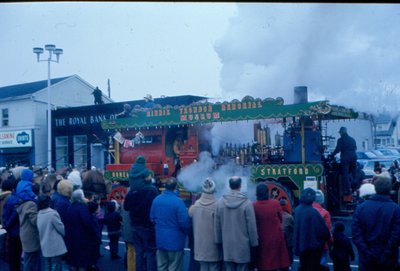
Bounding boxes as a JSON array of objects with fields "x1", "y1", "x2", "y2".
[
  {"x1": 214, "y1": 3, "x2": 400, "y2": 114},
  {"x1": 177, "y1": 151, "x2": 257, "y2": 201}
]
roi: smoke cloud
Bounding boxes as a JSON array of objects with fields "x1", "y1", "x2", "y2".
[
  {"x1": 214, "y1": 4, "x2": 400, "y2": 114},
  {"x1": 177, "y1": 151, "x2": 257, "y2": 201}
]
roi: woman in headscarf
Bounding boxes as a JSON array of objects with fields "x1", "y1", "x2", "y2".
[{"x1": 253, "y1": 182, "x2": 290, "y2": 271}]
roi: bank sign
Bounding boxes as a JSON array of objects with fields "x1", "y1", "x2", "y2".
[{"x1": 0, "y1": 130, "x2": 33, "y2": 148}]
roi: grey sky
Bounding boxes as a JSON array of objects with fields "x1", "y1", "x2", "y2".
[
  {"x1": 1, "y1": 2, "x2": 236, "y2": 101},
  {"x1": 1, "y1": 3, "x2": 399, "y2": 114}
]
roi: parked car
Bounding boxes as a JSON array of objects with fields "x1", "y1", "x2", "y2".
[
  {"x1": 356, "y1": 151, "x2": 378, "y2": 160},
  {"x1": 378, "y1": 148, "x2": 400, "y2": 159},
  {"x1": 358, "y1": 159, "x2": 394, "y2": 178},
  {"x1": 371, "y1": 150, "x2": 399, "y2": 161}
]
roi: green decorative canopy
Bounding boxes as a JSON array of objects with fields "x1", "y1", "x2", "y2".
[{"x1": 101, "y1": 96, "x2": 358, "y2": 130}]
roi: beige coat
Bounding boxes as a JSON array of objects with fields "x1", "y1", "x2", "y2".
[
  {"x1": 16, "y1": 200, "x2": 40, "y2": 252},
  {"x1": 37, "y1": 208, "x2": 67, "y2": 258},
  {"x1": 215, "y1": 190, "x2": 258, "y2": 263},
  {"x1": 189, "y1": 192, "x2": 222, "y2": 262}
]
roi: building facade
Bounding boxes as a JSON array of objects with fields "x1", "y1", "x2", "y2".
[{"x1": 0, "y1": 75, "x2": 112, "y2": 168}]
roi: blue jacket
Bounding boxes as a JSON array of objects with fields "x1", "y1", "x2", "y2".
[
  {"x1": 2, "y1": 193, "x2": 21, "y2": 237},
  {"x1": 352, "y1": 194, "x2": 400, "y2": 266},
  {"x1": 150, "y1": 190, "x2": 190, "y2": 251},
  {"x1": 293, "y1": 203, "x2": 330, "y2": 256},
  {"x1": 15, "y1": 169, "x2": 36, "y2": 202}
]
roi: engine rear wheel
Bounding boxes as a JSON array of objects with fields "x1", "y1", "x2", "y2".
[{"x1": 261, "y1": 180, "x2": 295, "y2": 214}]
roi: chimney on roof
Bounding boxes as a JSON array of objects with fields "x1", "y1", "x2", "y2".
[{"x1": 294, "y1": 86, "x2": 308, "y2": 104}]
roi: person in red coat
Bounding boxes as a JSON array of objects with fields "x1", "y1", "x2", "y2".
[{"x1": 253, "y1": 183, "x2": 290, "y2": 271}]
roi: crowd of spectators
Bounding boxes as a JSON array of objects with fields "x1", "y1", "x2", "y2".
[{"x1": 0, "y1": 158, "x2": 399, "y2": 271}]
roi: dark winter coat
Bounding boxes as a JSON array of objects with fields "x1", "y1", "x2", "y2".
[
  {"x1": 2, "y1": 193, "x2": 20, "y2": 237},
  {"x1": 53, "y1": 195, "x2": 71, "y2": 225},
  {"x1": 121, "y1": 206, "x2": 134, "y2": 243},
  {"x1": 330, "y1": 231, "x2": 354, "y2": 268},
  {"x1": 150, "y1": 190, "x2": 190, "y2": 251},
  {"x1": 253, "y1": 199, "x2": 290, "y2": 269},
  {"x1": 124, "y1": 183, "x2": 158, "y2": 228},
  {"x1": 128, "y1": 163, "x2": 149, "y2": 191},
  {"x1": 352, "y1": 194, "x2": 400, "y2": 268},
  {"x1": 51, "y1": 191, "x2": 61, "y2": 207},
  {"x1": 103, "y1": 204, "x2": 122, "y2": 236},
  {"x1": 64, "y1": 202, "x2": 101, "y2": 267},
  {"x1": 293, "y1": 203, "x2": 331, "y2": 257},
  {"x1": 332, "y1": 133, "x2": 357, "y2": 163}
]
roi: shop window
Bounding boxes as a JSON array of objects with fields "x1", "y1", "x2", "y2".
[
  {"x1": 74, "y1": 135, "x2": 87, "y2": 169},
  {"x1": 2, "y1": 108, "x2": 8, "y2": 126},
  {"x1": 55, "y1": 136, "x2": 68, "y2": 170}
]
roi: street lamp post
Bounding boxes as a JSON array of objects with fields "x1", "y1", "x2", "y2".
[{"x1": 33, "y1": 44, "x2": 63, "y2": 173}]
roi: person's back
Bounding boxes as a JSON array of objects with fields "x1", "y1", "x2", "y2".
[
  {"x1": 2, "y1": 177, "x2": 22, "y2": 271},
  {"x1": 312, "y1": 190, "x2": 332, "y2": 269},
  {"x1": 16, "y1": 179, "x2": 41, "y2": 271},
  {"x1": 124, "y1": 180, "x2": 158, "y2": 271},
  {"x1": 129, "y1": 156, "x2": 149, "y2": 192},
  {"x1": 150, "y1": 177, "x2": 189, "y2": 271},
  {"x1": 104, "y1": 201, "x2": 122, "y2": 259},
  {"x1": 15, "y1": 169, "x2": 36, "y2": 201},
  {"x1": 52, "y1": 179, "x2": 73, "y2": 225},
  {"x1": 37, "y1": 194, "x2": 67, "y2": 271},
  {"x1": 352, "y1": 175, "x2": 400, "y2": 271},
  {"x1": 124, "y1": 182, "x2": 158, "y2": 228},
  {"x1": 215, "y1": 176, "x2": 258, "y2": 271},
  {"x1": 151, "y1": 179, "x2": 189, "y2": 251},
  {"x1": 330, "y1": 222, "x2": 354, "y2": 271},
  {"x1": 189, "y1": 178, "x2": 222, "y2": 270},
  {"x1": 64, "y1": 189, "x2": 100, "y2": 269},
  {"x1": 279, "y1": 199, "x2": 294, "y2": 266},
  {"x1": 293, "y1": 188, "x2": 330, "y2": 271},
  {"x1": 253, "y1": 183, "x2": 289, "y2": 270}
]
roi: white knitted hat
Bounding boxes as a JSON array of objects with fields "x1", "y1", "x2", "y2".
[
  {"x1": 68, "y1": 170, "x2": 82, "y2": 189},
  {"x1": 359, "y1": 183, "x2": 376, "y2": 198},
  {"x1": 202, "y1": 178, "x2": 216, "y2": 194}
]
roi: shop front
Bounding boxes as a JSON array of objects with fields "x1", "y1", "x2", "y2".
[{"x1": 0, "y1": 130, "x2": 34, "y2": 167}]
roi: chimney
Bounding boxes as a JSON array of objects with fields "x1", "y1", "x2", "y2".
[{"x1": 294, "y1": 86, "x2": 308, "y2": 104}]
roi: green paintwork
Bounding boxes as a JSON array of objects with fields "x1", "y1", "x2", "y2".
[
  {"x1": 101, "y1": 97, "x2": 358, "y2": 130},
  {"x1": 252, "y1": 163, "x2": 324, "y2": 195}
]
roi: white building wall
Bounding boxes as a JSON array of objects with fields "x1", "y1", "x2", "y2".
[
  {"x1": 325, "y1": 118, "x2": 374, "y2": 151},
  {"x1": 0, "y1": 75, "x2": 113, "y2": 168}
]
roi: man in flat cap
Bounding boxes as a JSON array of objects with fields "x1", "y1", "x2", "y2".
[{"x1": 330, "y1": 127, "x2": 357, "y2": 197}]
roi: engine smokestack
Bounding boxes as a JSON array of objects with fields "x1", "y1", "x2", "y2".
[{"x1": 294, "y1": 86, "x2": 308, "y2": 104}]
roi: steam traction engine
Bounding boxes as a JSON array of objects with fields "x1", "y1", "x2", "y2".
[{"x1": 101, "y1": 95, "x2": 358, "y2": 215}]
